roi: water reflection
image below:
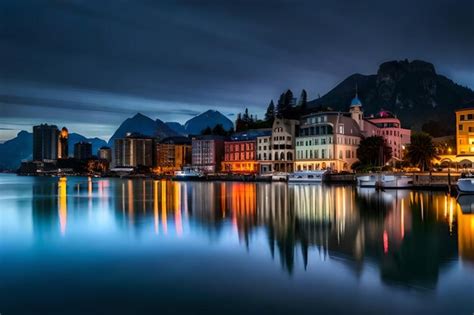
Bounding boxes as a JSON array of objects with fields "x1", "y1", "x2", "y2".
[{"x1": 25, "y1": 177, "x2": 474, "y2": 289}]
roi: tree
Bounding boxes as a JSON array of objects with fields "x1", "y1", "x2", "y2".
[
  {"x1": 298, "y1": 89, "x2": 307, "y2": 110},
  {"x1": 405, "y1": 132, "x2": 438, "y2": 171},
  {"x1": 356, "y1": 136, "x2": 392, "y2": 167},
  {"x1": 201, "y1": 126, "x2": 213, "y2": 135},
  {"x1": 276, "y1": 89, "x2": 294, "y2": 117},
  {"x1": 265, "y1": 100, "x2": 275, "y2": 121},
  {"x1": 211, "y1": 124, "x2": 226, "y2": 136}
]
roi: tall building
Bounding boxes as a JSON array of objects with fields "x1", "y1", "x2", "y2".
[
  {"x1": 155, "y1": 136, "x2": 192, "y2": 173},
  {"x1": 271, "y1": 118, "x2": 299, "y2": 172},
  {"x1": 114, "y1": 133, "x2": 154, "y2": 167},
  {"x1": 98, "y1": 146, "x2": 112, "y2": 162},
  {"x1": 33, "y1": 124, "x2": 59, "y2": 161},
  {"x1": 256, "y1": 133, "x2": 273, "y2": 174},
  {"x1": 74, "y1": 142, "x2": 92, "y2": 160},
  {"x1": 191, "y1": 135, "x2": 224, "y2": 173},
  {"x1": 58, "y1": 127, "x2": 69, "y2": 159},
  {"x1": 223, "y1": 130, "x2": 271, "y2": 174}
]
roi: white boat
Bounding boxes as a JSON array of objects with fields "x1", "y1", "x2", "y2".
[
  {"x1": 357, "y1": 174, "x2": 413, "y2": 188},
  {"x1": 288, "y1": 170, "x2": 327, "y2": 183},
  {"x1": 457, "y1": 177, "x2": 474, "y2": 194},
  {"x1": 174, "y1": 167, "x2": 203, "y2": 180},
  {"x1": 272, "y1": 172, "x2": 289, "y2": 181},
  {"x1": 357, "y1": 175, "x2": 378, "y2": 187}
]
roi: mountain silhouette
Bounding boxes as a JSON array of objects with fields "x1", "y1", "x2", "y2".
[{"x1": 308, "y1": 59, "x2": 474, "y2": 134}]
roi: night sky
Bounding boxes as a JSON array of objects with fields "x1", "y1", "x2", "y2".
[{"x1": 1, "y1": 0, "x2": 473, "y2": 141}]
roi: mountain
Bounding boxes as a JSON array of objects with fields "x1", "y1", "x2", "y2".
[
  {"x1": 165, "y1": 122, "x2": 186, "y2": 135},
  {"x1": 0, "y1": 131, "x2": 33, "y2": 170},
  {"x1": 0, "y1": 131, "x2": 107, "y2": 171},
  {"x1": 308, "y1": 59, "x2": 474, "y2": 135},
  {"x1": 184, "y1": 110, "x2": 234, "y2": 135},
  {"x1": 108, "y1": 113, "x2": 178, "y2": 146}
]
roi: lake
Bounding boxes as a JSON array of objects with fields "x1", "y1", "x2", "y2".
[{"x1": 0, "y1": 174, "x2": 473, "y2": 314}]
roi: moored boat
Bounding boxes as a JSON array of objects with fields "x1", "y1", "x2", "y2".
[
  {"x1": 357, "y1": 174, "x2": 413, "y2": 189},
  {"x1": 457, "y1": 175, "x2": 474, "y2": 194},
  {"x1": 173, "y1": 167, "x2": 204, "y2": 180},
  {"x1": 288, "y1": 170, "x2": 327, "y2": 183}
]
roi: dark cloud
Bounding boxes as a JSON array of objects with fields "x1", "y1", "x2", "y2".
[{"x1": 1, "y1": 0, "x2": 473, "y2": 140}]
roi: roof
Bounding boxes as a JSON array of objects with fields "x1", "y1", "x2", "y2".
[
  {"x1": 229, "y1": 129, "x2": 271, "y2": 141},
  {"x1": 455, "y1": 101, "x2": 474, "y2": 112},
  {"x1": 350, "y1": 96, "x2": 362, "y2": 107},
  {"x1": 160, "y1": 136, "x2": 191, "y2": 145}
]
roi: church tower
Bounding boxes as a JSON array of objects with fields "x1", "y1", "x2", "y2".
[{"x1": 349, "y1": 88, "x2": 364, "y2": 131}]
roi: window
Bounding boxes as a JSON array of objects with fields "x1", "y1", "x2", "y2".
[
  {"x1": 469, "y1": 114, "x2": 473, "y2": 120},
  {"x1": 461, "y1": 115, "x2": 465, "y2": 121},
  {"x1": 459, "y1": 124, "x2": 464, "y2": 131}
]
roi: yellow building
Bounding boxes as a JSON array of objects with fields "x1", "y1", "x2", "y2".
[{"x1": 456, "y1": 108, "x2": 474, "y2": 155}]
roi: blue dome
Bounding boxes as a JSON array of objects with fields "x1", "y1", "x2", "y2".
[{"x1": 350, "y1": 95, "x2": 362, "y2": 107}]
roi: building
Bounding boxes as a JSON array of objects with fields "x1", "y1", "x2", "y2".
[
  {"x1": 365, "y1": 109, "x2": 411, "y2": 160},
  {"x1": 223, "y1": 130, "x2": 271, "y2": 174},
  {"x1": 271, "y1": 118, "x2": 299, "y2": 172},
  {"x1": 74, "y1": 142, "x2": 92, "y2": 160},
  {"x1": 433, "y1": 104, "x2": 474, "y2": 169},
  {"x1": 191, "y1": 135, "x2": 224, "y2": 173},
  {"x1": 33, "y1": 124, "x2": 59, "y2": 161},
  {"x1": 155, "y1": 136, "x2": 192, "y2": 173},
  {"x1": 58, "y1": 127, "x2": 69, "y2": 159},
  {"x1": 98, "y1": 146, "x2": 112, "y2": 162},
  {"x1": 114, "y1": 133, "x2": 155, "y2": 168},
  {"x1": 294, "y1": 93, "x2": 411, "y2": 171},
  {"x1": 295, "y1": 112, "x2": 361, "y2": 171},
  {"x1": 256, "y1": 133, "x2": 273, "y2": 174},
  {"x1": 456, "y1": 107, "x2": 474, "y2": 155}
]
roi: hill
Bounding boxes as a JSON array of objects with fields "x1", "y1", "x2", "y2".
[
  {"x1": 183, "y1": 110, "x2": 233, "y2": 135},
  {"x1": 308, "y1": 59, "x2": 474, "y2": 134}
]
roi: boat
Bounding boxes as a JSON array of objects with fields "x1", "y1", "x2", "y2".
[
  {"x1": 456, "y1": 194, "x2": 474, "y2": 213},
  {"x1": 173, "y1": 167, "x2": 204, "y2": 180},
  {"x1": 288, "y1": 170, "x2": 327, "y2": 183},
  {"x1": 357, "y1": 174, "x2": 413, "y2": 189},
  {"x1": 457, "y1": 173, "x2": 474, "y2": 194},
  {"x1": 271, "y1": 172, "x2": 289, "y2": 181}
]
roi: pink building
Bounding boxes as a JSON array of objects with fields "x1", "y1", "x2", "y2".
[{"x1": 349, "y1": 95, "x2": 411, "y2": 160}]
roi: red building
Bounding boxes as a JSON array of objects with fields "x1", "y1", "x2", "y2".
[{"x1": 222, "y1": 130, "x2": 271, "y2": 174}]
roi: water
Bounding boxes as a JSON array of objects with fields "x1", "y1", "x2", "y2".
[{"x1": 0, "y1": 174, "x2": 473, "y2": 314}]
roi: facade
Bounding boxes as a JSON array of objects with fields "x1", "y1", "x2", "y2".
[
  {"x1": 114, "y1": 133, "x2": 154, "y2": 167},
  {"x1": 191, "y1": 135, "x2": 224, "y2": 173},
  {"x1": 295, "y1": 112, "x2": 361, "y2": 171},
  {"x1": 294, "y1": 94, "x2": 411, "y2": 171},
  {"x1": 74, "y1": 142, "x2": 92, "y2": 160},
  {"x1": 365, "y1": 109, "x2": 411, "y2": 160},
  {"x1": 256, "y1": 134, "x2": 273, "y2": 174},
  {"x1": 33, "y1": 124, "x2": 59, "y2": 161},
  {"x1": 456, "y1": 108, "x2": 474, "y2": 155},
  {"x1": 433, "y1": 104, "x2": 474, "y2": 169},
  {"x1": 155, "y1": 136, "x2": 192, "y2": 173},
  {"x1": 58, "y1": 127, "x2": 69, "y2": 159},
  {"x1": 98, "y1": 146, "x2": 112, "y2": 162},
  {"x1": 222, "y1": 130, "x2": 271, "y2": 174},
  {"x1": 271, "y1": 118, "x2": 299, "y2": 172}
]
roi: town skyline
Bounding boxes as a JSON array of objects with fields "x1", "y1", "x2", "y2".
[{"x1": 2, "y1": 0, "x2": 474, "y2": 142}]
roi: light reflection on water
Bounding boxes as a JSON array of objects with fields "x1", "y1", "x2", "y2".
[{"x1": 0, "y1": 174, "x2": 473, "y2": 314}]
